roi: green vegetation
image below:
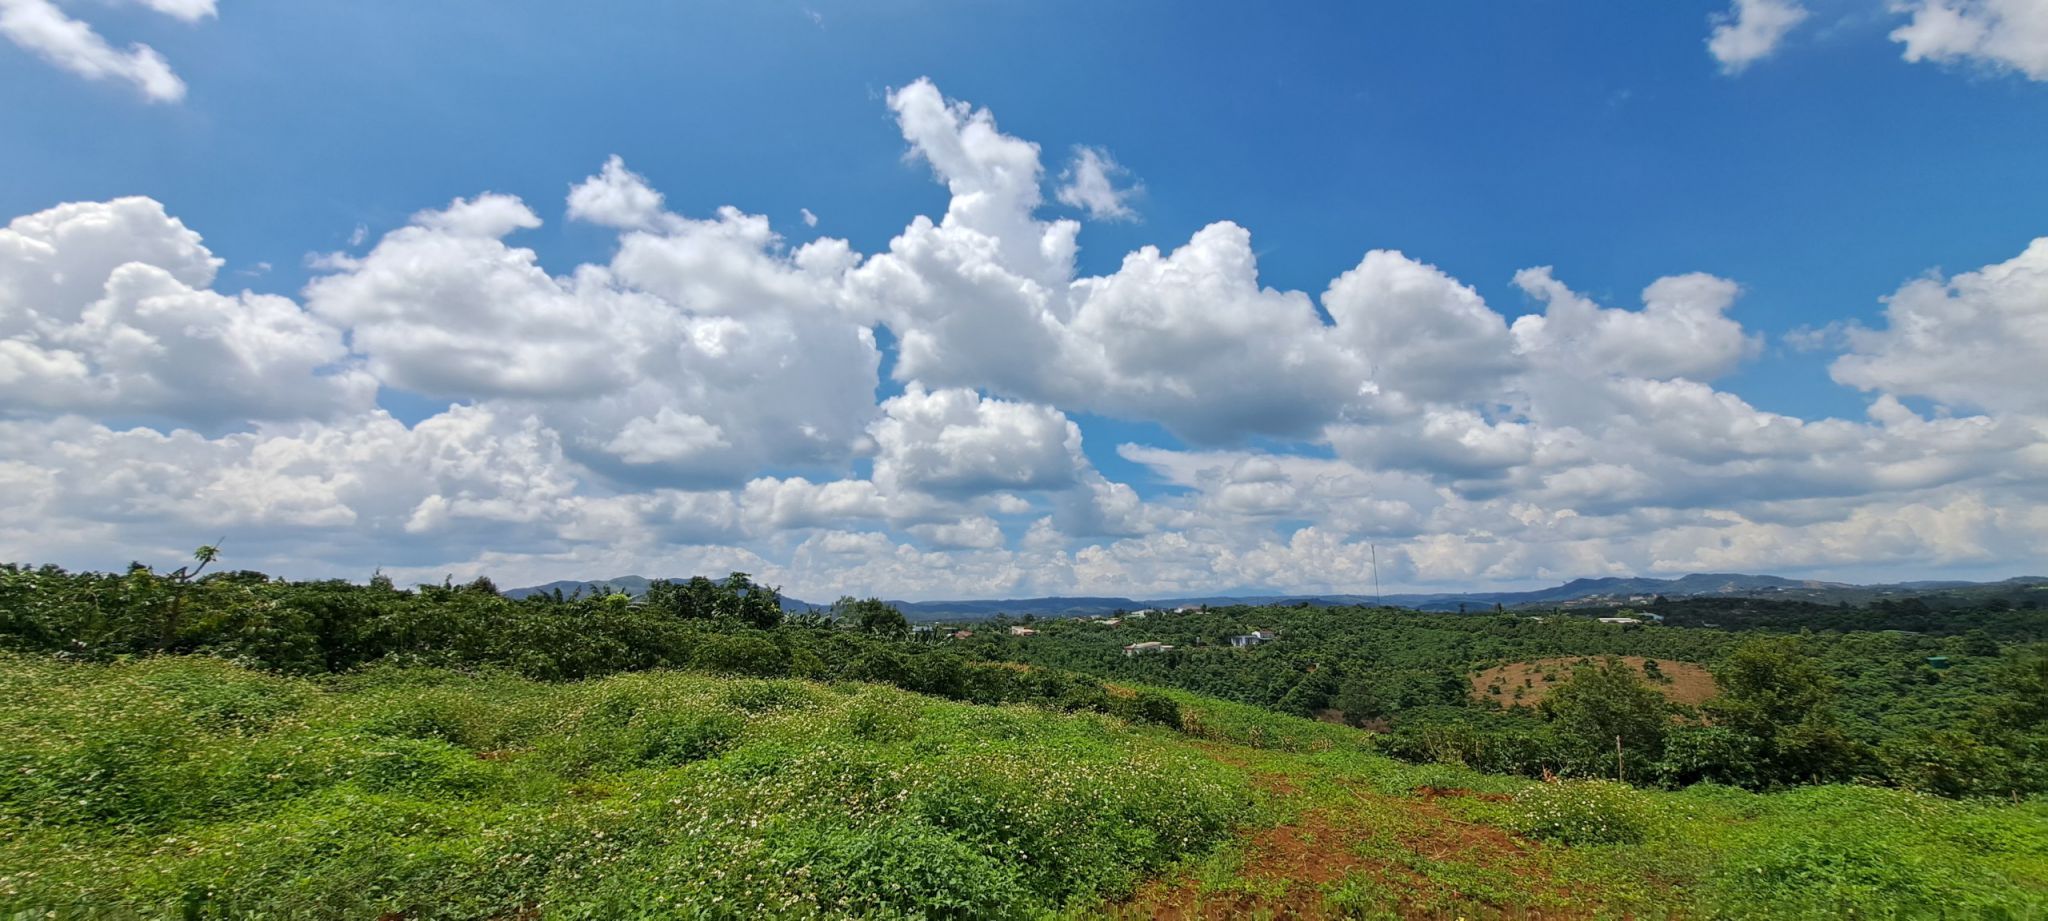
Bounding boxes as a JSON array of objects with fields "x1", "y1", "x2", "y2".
[
  {"x1": 0, "y1": 562, "x2": 1186, "y2": 730},
  {"x1": 0, "y1": 655, "x2": 1248, "y2": 918},
  {"x1": 2, "y1": 560, "x2": 2045, "y2": 916},
  {"x1": 960, "y1": 600, "x2": 2048, "y2": 796},
  {"x1": 5, "y1": 654, "x2": 2044, "y2": 919}
]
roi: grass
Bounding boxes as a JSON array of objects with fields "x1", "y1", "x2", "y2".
[
  {"x1": 0, "y1": 655, "x2": 1251, "y2": 919},
  {"x1": 3, "y1": 654, "x2": 2045, "y2": 919}
]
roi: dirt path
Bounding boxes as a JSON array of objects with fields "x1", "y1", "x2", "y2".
[{"x1": 1099, "y1": 746, "x2": 1607, "y2": 920}]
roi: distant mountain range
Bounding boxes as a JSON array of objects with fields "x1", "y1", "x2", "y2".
[{"x1": 503, "y1": 572, "x2": 2047, "y2": 620}]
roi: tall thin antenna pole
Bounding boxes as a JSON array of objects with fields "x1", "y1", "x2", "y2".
[{"x1": 1371, "y1": 543, "x2": 1381, "y2": 607}]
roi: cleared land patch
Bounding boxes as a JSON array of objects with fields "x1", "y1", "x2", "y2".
[{"x1": 1471, "y1": 655, "x2": 1717, "y2": 709}]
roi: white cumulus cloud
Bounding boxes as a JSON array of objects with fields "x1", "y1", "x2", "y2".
[
  {"x1": 1891, "y1": 0, "x2": 2048, "y2": 80},
  {"x1": 1831, "y1": 236, "x2": 2048, "y2": 413},
  {"x1": 1055, "y1": 146, "x2": 1141, "y2": 221},
  {"x1": 3, "y1": 78, "x2": 2046, "y2": 599},
  {"x1": 1707, "y1": 0, "x2": 1810, "y2": 73},
  {"x1": 0, "y1": 0, "x2": 211, "y2": 101}
]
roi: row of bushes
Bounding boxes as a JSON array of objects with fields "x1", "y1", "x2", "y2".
[{"x1": 0, "y1": 563, "x2": 1187, "y2": 731}]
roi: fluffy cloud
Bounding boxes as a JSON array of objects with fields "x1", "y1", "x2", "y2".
[
  {"x1": 1707, "y1": 0, "x2": 1809, "y2": 73},
  {"x1": 0, "y1": 198, "x2": 372, "y2": 427},
  {"x1": 304, "y1": 194, "x2": 640, "y2": 400},
  {"x1": 0, "y1": 0, "x2": 210, "y2": 101},
  {"x1": 1062, "y1": 223, "x2": 1361, "y2": 441},
  {"x1": 0, "y1": 407, "x2": 582, "y2": 566},
  {"x1": 1510, "y1": 268, "x2": 1757, "y2": 382},
  {"x1": 1054, "y1": 147, "x2": 1140, "y2": 221},
  {"x1": 3, "y1": 77, "x2": 2045, "y2": 600},
  {"x1": 1830, "y1": 236, "x2": 2048, "y2": 413},
  {"x1": 1892, "y1": 0, "x2": 2048, "y2": 80},
  {"x1": 1702, "y1": 0, "x2": 2048, "y2": 80},
  {"x1": 566, "y1": 156, "x2": 668, "y2": 231},
  {"x1": 306, "y1": 170, "x2": 883, "y2": 484},
  {"x1": 1322, "y1": 249, "x2": 1519, "y2": 405},
  {"x1": 870, "y1": 385, "x2": 1084, "y2": 497}
]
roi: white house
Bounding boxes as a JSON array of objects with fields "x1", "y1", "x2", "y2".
[
  {"x1": 1229, "y1": 630, "x2": 1277, "y2": 648},
  {"x1": 1123, "y1": 641, "x2": 1175, "y2": 657},
  {"x1": 1009, "y1": 626, "x2": 1038, "y2": 637}
]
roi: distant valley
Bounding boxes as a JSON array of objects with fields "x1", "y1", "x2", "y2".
[{"x1": 504, "y1": 571, "x2": 2048, "y2": 620}]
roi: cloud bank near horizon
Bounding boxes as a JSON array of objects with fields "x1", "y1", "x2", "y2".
[{"x1": 2, "y1": 78, "x2": 2045, "y2": 600}]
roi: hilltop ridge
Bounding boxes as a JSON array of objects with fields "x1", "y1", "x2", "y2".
[{"x1": 504, "y1": 572, "x2": 2048, "y2": 619}]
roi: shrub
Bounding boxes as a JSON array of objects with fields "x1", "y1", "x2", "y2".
[
  {"x1": 1653, "y1": 724, "x2": 1761, "y2": 789},
  {"x1": 1509, "y1": 779, "x2": 1653, "y2": 845},
  {"x1": 718, "y1": 679, "x2": 822, "y2": 714},
  {"x1": 690, "y1": 633, "x2": 789, "y2": 676},
  {"x1": 632, "y1": 709, "x2": 744, "y2": 766},
  {"x1": 846, "y1": 697, "x2": 918, "y2": 742},
  {"x1": 1112, "y1": 690, "x2": 1185, "y2": 729},
  {"x1": 344, "y1": 736, "x2": 502, "y2": 796}
]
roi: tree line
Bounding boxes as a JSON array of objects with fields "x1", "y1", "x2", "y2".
[
  {"x1": 0, "y1": 559, "x2": 1182, "y2": 730},
  {"x1": 952, "y1": 601, "x2": 2048, "y2": 798}
]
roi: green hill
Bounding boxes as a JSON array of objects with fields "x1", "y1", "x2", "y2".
[{"x1": 4, "y1": 655, "x2": 2043, "y2": 919}]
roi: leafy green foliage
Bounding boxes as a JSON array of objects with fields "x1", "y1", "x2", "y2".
[
  {"x1": 1703, "y1": 636, "x2": 1861, "y2": 786},
  {"x1": 1693, "y1": 786, "x2": 2048, "y2": 918},
  {"x1": 1539, "y1": 657, "x2": 1672, "y2": 779},
  {"x1": 0, "y1": 563, "x2": 1185, "y2": 731},
  {"x1": 946, "y1": 597, "x2": 2048, "y2": 796},
  {"x1": 0, "y1": 656, "x2": 1250, "y2": 918},
  {"x1": 1509, "y1": 780, "x2": 1654, "y2": 845}
]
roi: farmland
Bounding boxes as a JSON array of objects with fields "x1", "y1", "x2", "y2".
[
  {"x1": 2, "y1": 563, "x2": 2046, "y2": 917},
  {"x1": 1469, "y1": 656, "x2": 1718, "y2": 709},
  {"x1": 4, "y1": 655, "x2": 2046, "y2": 919}
]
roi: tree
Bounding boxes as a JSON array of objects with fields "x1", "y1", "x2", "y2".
[
  {"x1": 1703, "y1": 637, "x2": 1860, "y2": 786},
  {"x1": 1542, "y1": 657, "x2": 1672, "y2": 781},
  {"x1": 159, "y1": 543, "x2": 221, "y2": 650},
  {"x1": 729, "y1": 573, "x2": 784, "y2": 629},
  {"x1": 838, "y1": 597, "x2": 908, "y2": 638}
]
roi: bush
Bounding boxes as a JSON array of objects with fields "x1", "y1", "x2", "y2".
[
  {"x1": 690, "y1": 633, "x2": 788, "y2": 676},
  {"x1": 1653, "y1": 724, "x2": 1761, "y2": 789},
  {"x1": 1113, "y1": 690, "x2": 1185, "y2": 729},
  {"x1": 1509, "y1": 779, "x2": 1653, "y2": 845},
  {"x1": 632, "y1": 709, "x2": 744, "y2": 766}
]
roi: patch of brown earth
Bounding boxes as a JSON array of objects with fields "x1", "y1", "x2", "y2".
[
  {"x1": 1471, "y1": 655, "x2": 1716, "y2": 709},
  {"x1": 1103, "y1": 682, "x2": 1141, "y2": 699},
  {"x1": 1107, "y1": 809, "x2": 1381, "y2": 920},
  {"x1": 1107, "y1": 779, "x2": 1597, "y2": 920}
]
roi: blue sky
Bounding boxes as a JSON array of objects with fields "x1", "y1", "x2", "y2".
[{"x1": 2, "y1": 0, "x2": 2045, "y2": 597}]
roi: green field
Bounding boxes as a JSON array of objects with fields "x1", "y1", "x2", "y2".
[{"x1": 4, "y1": 655, "x2": 2043, "y2": 919}]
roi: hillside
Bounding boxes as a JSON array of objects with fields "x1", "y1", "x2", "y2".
[
  {"x1": 501, "y1": 572, "x2": 2048, "y2": 618},
  {"x1": 1470, "y1": 657, "x2": 1719, "y2": 709},
  {"x1": 4, "y1": 655, "x2": 2045, "y2": 919}
]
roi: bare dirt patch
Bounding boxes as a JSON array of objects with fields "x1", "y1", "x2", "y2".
[
  {"x1": 1105, "y1": 748, "x2": 1601, "y2": 920},
  {"x1": 1471, "y1": 655, "x2": 1716, "y2": 709}
]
